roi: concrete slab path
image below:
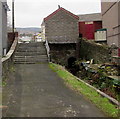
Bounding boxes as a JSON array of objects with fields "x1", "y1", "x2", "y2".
[{"x1": 3, "y1": 64, "x2": 105, "y2": 117}]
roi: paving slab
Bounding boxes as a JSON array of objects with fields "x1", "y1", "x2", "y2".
[{"x1": 2, "y1": 64, "x2": 105, "y2": 117}]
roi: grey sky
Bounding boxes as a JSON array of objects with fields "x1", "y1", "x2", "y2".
[{"x1": 7, "y1": 0, "x2": 101, "y2": 28}]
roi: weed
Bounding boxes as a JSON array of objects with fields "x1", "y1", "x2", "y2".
[{"x1": 49, "y1": 63, "x2": 119, "y2": 117}]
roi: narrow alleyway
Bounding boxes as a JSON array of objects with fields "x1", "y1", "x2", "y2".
[{"x1": 2, "y1": 63, "x2": 105, "y2": 117}]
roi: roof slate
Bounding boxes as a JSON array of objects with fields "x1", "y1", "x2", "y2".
[{"x1": 78, "y1": 13, "x2": 102, "y2": 22}]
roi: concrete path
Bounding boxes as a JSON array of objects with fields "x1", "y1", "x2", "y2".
[{"x1": 3, "y1": 64, "x2": 105, "y2": 117}]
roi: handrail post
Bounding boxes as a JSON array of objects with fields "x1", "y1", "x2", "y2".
[{"x1": 45, "y1": 40, "x2": 50, "y2": 62}]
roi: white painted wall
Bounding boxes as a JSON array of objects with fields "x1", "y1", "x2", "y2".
[
  {"x1": 0, "y1": 2, "x2": 2, "y2": 119},
  {"x1": 2, "y1": 2, "x2": 8, "y2": 56},
  {"x1": 0, "y1": 2, "x2": 2, "y2": 57}
]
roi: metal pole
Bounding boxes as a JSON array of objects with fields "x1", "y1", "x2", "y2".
[{"x1": 12, "y1": 0, "x2": 14, "y2": 39}]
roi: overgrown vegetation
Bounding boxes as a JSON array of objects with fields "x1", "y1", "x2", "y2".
[
  {"x1": 79, "y1": 39, "x2": 110, "y2": 64},
  {"x1": 74, "y1": 61, "x2": 120, "y2": 100},
  {"x1": 49, "y1": 63, "x2": 119, "y2": 117}
]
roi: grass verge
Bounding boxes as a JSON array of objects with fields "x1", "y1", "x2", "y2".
[{"x1": 49, "y1": 62, "x2": 119, "y2": 117}]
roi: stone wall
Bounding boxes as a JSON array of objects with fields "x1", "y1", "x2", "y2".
[
  {"x1": 49, "y1": 43, "x2": 76, "y2": 66},
  {"x1": 79, "y1": 39, "x2": 110, "y2": 64},
  {"x1": 45, "y1": 10, "x2": 79, "y2": 43}
]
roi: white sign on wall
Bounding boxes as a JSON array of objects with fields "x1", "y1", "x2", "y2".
[{"x1": 85, "y1": 22, "x2": 93, "y2": 24}]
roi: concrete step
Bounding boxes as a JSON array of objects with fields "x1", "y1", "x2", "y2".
[
  {"x1": 17, "y1": 48, "x2": 46, "y2": 51},
  {"x1": 18, "y1": 42, "x2": 45, "y2": 47},
  {"x1": 18, "y1": 43, "x2": 45, "y2": 46},
  {"x1": 14, "y1": 57, "x2": 48, "y2": 61},
  {"x1": 15, "y1": 52, "x2": 47, "y2": 55},
  {"x1": 14, "y1": 55, "x2": 47, "y2": 58},
  {"x1": 16, "y1": 49, "x2": 46, "y2": 52},
  {"x1": 14, "y1": 42, "x2": 47, "y2": 64},
  {"x1": 14, "y1": 62, "x2": 48, "y2": 64},
  {"x1": 14, "y1": 62, "x2": 36, "y2": 64},
  {"x1": 18, "y1": 45, "x2": 45, "y2": 48},
  {"x1": 18, "y1": 46, "x2": 45, "y2": 48},
  {"x1": 14, "y1": 60, "x2": 48, "y2": 64},
  {"x1": 15, "y1": 52, "x2": 47, "y2": 56},
  {"x1": 14, "y1": 58, "x2": 48, "y2": 62},
  {"x1": 18, "y1": 42, "x2": 45, "y2": 45}
]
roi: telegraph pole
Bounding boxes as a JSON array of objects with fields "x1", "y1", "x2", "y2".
[{"x1": 12, "y1": 0, "x2": 15, "y2": 39}]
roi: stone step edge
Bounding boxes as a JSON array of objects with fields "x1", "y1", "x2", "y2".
[
  {"x1": 14, "y1": 54, "x2": 47, "y2": 56},
  {"x1": 17, "y1": 51, "x2": 46, "y2": 52},
  {"x1": 14, "y1": 57, "x2": 47, "y2": 58},
  {"x1": 14, "y1": 59, "x2": 48, "y2": 61},
  {"x1": 14, "y1": 62, "x2": 48, "y2": 64}
]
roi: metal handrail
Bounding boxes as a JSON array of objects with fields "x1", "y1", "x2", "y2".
[{"x1": 45, "y1": 40, "x2": 50, "y2": 62}]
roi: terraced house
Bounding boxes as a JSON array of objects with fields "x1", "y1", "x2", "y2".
[{"x1": 101, "y1": 1, "x2": 120, "y2": 58}]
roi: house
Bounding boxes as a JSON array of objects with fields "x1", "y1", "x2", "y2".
[
  {"x1": 101, "y1": 1, "x2": 120, "y2": 57},
  {"x1": 41, "y1": 6, "x2": 79, "y2": 65},
  {"x1": 41, "y1": 6, "x2": 79, "y2": 43},
  {"x1": 0, "y1": 1, "x2": 10, "y2": 56},
  {"x1": 78, "y1": 13, "x2": 102, "y2": 40}
]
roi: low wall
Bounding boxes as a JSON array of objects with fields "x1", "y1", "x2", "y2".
[
  {"x1": 79, "y1": 39, "x2": 111, "y2": 64},
  {"x1": 2, "y1": 38, "x2": 18, "y2": 78}
]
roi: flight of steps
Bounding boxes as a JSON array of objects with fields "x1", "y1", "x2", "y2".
[{"x1": 14, "y1": 42, "x2": 48, "y2": 64}]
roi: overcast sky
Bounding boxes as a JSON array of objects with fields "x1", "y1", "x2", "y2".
[{"x1": 7, "y1": 0, "x2": 101, "y2": 28}]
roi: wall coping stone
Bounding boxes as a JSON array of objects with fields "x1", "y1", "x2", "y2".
[{"x1": 2, "y1": 38, "x2": 18, "y2": 63}]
